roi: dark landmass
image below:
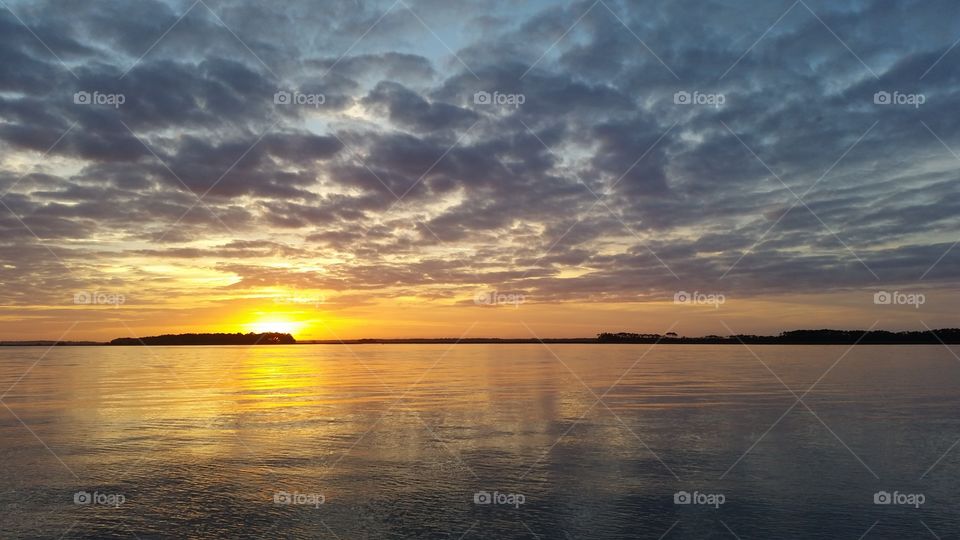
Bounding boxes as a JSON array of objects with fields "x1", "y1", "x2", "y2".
[
  {"x1": 2, "y1": 329, "x2": 959, "y2": 346},
  {"x1": 595, "y1": 329, "x2": 960, "y2": 344},
  {"x1": 299, "y1": 338, "x2": 599, "y2": 344},
  {"x1": 301, "y1": 329, "x2": 960, "y2": 345},
  {"x1": 109, "y1": 332, "x2": 296, "y2": 345},
  {"x1": 0, "y1": 341, "x2": 104, "y2": 346}
]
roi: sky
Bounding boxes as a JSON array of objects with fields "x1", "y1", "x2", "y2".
[{"x1": 0, "y1": 0, "x2": 958, "y2": 340}]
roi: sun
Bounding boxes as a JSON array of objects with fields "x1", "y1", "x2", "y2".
[{"x1": 245, "y1": 317, "x2": 304, "y2": 336}]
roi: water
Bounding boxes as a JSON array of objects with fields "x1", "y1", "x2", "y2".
[{"x1": 1, "y1": 344, "x2": 958, "y2": 539}]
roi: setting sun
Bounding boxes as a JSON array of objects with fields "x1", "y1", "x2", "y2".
[{"x1": 245, "y1": 318, "x2": 304, "y2": 336}]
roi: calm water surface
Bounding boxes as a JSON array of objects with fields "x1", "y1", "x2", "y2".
[{"x1": 1, "y1": 344, "x2": 959, "y2": 539}]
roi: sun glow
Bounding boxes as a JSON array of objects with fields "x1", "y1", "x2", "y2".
[{"x1": 245, "y1": 317, "x2": 304, "y2": 336}]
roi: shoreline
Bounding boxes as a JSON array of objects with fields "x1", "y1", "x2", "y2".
[{"x1": 2, "y1": 340, "x2": 959, "y2": 347}]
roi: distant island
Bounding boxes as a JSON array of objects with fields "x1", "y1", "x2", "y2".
[
  {"x1": 1, "y1": 329, "x2": 959, "y2": 346},
  {"x1": 109, "y1": 332, "x2": 296, "y2": 346},
  {"x1": 593, "y1": 329, "x2": 960, "y2": 344},
  {"x1": 300, "y1": 328, "x2": 960, "y2": 345}
]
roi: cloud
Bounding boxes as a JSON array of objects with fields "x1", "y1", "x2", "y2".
[{"x1": 0, "y1": 0, "x2": 959, "y2": 321}]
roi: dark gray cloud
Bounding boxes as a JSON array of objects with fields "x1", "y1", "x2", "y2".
[{"x1": 0, "y1": 0, "x2": 959, "y2": 315}]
